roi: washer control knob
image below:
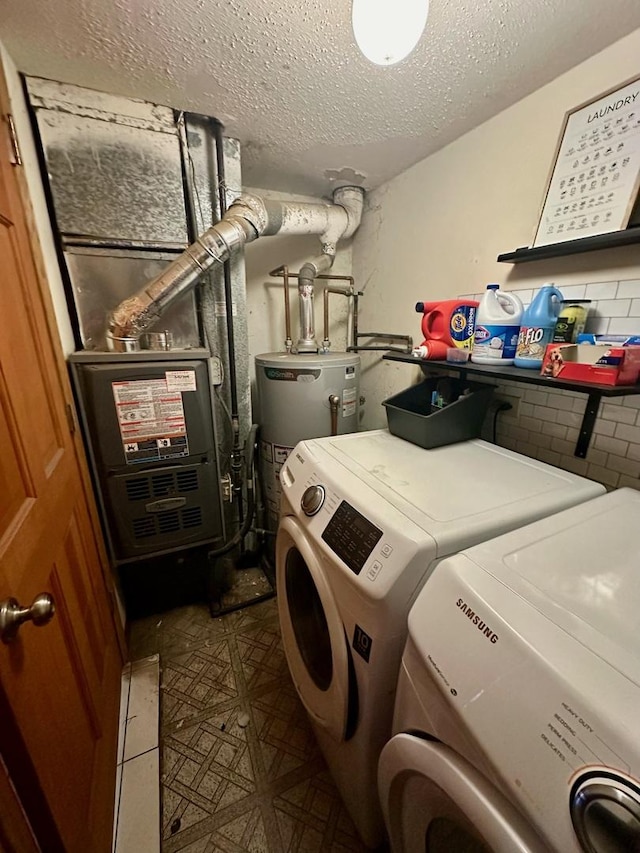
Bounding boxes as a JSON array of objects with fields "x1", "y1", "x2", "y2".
[{"x1": 301, "y1": 485, "x2": 325, "y2": 516}]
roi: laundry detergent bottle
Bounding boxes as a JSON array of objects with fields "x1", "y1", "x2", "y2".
[
  {"x1": 415, "y1": 299, "x2": 478, "y2": 351},
  {"x1": 471, "y1": 285, "x2": 523, "y2": 366},
  {"x1": 514, "y1": 284, "x2": 564, "y2": 369}
]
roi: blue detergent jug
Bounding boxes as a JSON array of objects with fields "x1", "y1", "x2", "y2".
[{"x1": 514, "y1": 284, "x2": 564, "y2": 369}]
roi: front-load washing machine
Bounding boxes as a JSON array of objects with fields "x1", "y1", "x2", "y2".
[
  {"x1": 275, "y1": 429, "x2": 604, "y2": 847},
  {"x1": 379, "y1": 487, "x2": 640, "y2": 853}
]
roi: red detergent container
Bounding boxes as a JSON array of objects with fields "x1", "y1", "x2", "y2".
[{"x1": 416, "y1": 299, "x2": 479, "y2": 350}]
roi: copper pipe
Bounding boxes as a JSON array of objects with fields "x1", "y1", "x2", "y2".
[
  {"x1": 323, "y1": 286, "x2": 352, "y2": 350},
  {"x1": 268, "y1": 267, "x2": 360, "y2": 352}
]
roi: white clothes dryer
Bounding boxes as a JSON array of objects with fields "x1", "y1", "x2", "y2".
[
  {"x1": 379, "y1": 487, "x2": 640, "y2": 853},
  {"x1": 275, "y1": 429, "x2": 603, "y2": 848}
]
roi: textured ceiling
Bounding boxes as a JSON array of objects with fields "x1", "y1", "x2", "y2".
[{"x1": 2, "y1": 0, "x2": 640, "y2": 196}]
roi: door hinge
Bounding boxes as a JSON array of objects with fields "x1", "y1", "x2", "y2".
[
  {"x1": 5, "y1": 114, "x2": 22, "y2": 167},
  {"x1": 65, "y1": 403, "x2": 76, "y2": 435}
]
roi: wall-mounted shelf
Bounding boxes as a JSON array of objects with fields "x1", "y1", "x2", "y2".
[
  {"x1": 497, "y1": 226, "x2": 640, "y2": 264},
  {"x1": 383, "y1": 352, "x2": 640, "y2": 458}
]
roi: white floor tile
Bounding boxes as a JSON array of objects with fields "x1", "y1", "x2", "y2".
[
  {"x1": 112, "y1": 762, "x2": 123, "y2": 853},
  {"x1": 117, "y1": 664, "x2": 131, "y2": 765},
  {"x1": 115, "y1": 749, "x2": 160, "y2": 853},
  {"x1": 123, "y1": 656, "x2": 159, "y2": 762}
]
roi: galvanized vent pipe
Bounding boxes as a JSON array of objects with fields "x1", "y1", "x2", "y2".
[{"x1": 107, "y1": 186, "x2": 364, "y2": 350}]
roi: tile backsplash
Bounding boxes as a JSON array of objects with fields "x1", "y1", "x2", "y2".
[{"x1": 460, "y1": 278, "x2": 640, "y2": 491}]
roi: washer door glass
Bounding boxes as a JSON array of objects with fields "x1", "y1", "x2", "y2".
[
  {"x1": 284, "y1": 545, "x2": 332, "y2": 691},
  {"x1": 276, "y1": 516, "x2": 349, "y2": 742},
  {"x1": 378, "y1": 734, "x2": 551, "y2": 853}
]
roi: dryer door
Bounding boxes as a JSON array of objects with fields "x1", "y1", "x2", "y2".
[
  {"x1": 378, "y1": 734, "x2": 551, "y2": 853},
  {"x1": 276, "y1": 516, "x2": 349, "y2": 742}
]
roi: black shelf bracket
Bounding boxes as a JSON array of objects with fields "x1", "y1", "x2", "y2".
[{"x1": 577, "y1": 391, "x2": 602, "y2": 459}]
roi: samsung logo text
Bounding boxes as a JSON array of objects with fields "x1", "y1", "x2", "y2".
[{"x1": 456, "y1": 599, "x2": 499, "y2": 643}]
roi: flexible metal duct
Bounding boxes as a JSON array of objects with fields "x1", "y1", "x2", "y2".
[{"x1": 107, "y1": 186, "x2": 364, "y2": 350}]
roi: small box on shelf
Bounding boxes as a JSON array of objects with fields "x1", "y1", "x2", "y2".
[{"x1": 540, "y1": 343, "x2": 640, "y2": 386}]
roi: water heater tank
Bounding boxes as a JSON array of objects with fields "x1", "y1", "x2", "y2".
[{"x1": 256, "y1": 352, "x2": 360, "y2": 527}]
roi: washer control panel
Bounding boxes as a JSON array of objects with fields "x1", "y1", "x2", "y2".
[{"x1": 321, "y1": 499, "x2": 383, "y2": 575}]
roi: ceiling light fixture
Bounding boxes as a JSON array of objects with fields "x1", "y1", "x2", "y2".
[{"x1": 352, "y1": 0, "x2": 429, "y2": 66}]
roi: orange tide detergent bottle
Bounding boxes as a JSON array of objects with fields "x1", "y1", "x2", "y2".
[{"x1": 414, "y1": 299, "x2": 479, "y2": 355}]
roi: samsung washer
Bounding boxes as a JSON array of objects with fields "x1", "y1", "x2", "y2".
[
  {"x1": 379, "y1": 487, "x2": 640, "y2": 853},
  {"x1": 275, "y1": 429, "x2": 603, "y2": 847}
]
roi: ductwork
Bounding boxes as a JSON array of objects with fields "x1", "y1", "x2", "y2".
[{"x1": 107, "y1": 186, "x2": 365, "y2": 350}]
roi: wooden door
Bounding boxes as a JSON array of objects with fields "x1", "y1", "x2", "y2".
[{"x1": 0, "y1": 69, "x2": 124, "y2": 852}]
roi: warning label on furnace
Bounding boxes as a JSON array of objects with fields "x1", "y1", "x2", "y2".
[{"x1": 112, "y1": 378, "x2": 189, "y2": 464}]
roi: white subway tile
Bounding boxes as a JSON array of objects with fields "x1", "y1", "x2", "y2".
[
  {"x1": 595, "y1": 299, "x2": 631, "y2": 317},
  {"x1": 519, "y1": 401, "x2": 535, "y2": 417},
  {"x1": 524, "y1": 390, "x2": 548, "y2": 406},
  {"x1": 546, "y1": 393, "x2": 575, "y2": 412},
  {"x1": 617, "y1": 475, "x2": 640, "y2": 491},
  {"x1": 533, "y1": 405, "x2": 557, "y2": 422},
  {"x1": 592, "y1": 418, "x2": 616, "y2": 436},
  {"x1": 594, "y1": 434, "x2": 629, "y2": 456},
  {"x1": 556, "y1": 411, "x2": 582, "y2": 428},
  {"x1": 559, "y1": 285, "x2": 586, "y2": 299},
  {"x1": 615, "y1": 422, "x2": 640, "y2": 442},
  {"x1": 511, "y1": 288, "x2": 532, "y2": 305},
  {"x1": 565, "y1": 427, "x2": 579, "y2": 443},
  {"x1": 585, "y1": 447, "x2": 608, "y2": 467},
  {"x1": 520, "y1": 416, "x2": 543, "y2": 433},
  {"x1": 587, "y1": 463, "x2": 620, "y2": 488},
  {"x1": 572, "y1": 398, "x2": 587, "y2": 413},
  {"x1": 584, "y1": 316, "x2": 610, "y2": 335},
  {"x1": 517, "y1": 442, "x2": 539, "y2": 459},
  {"x1": 542, "y1": 422, "x2": 567, "y2": 439},
  {"x1": 528, "y1": 431, "x2": 553, "y2": 449},
  {"x1": 600, "y1": 403, "x2": 637, "y2": 424},
  {"x1": 622, "y1": 395, "x2": 640, "y2": 409},
  {"x1": 559, "y1": 455, "x2": 589, "y2": 476},
  {"x1": 626, "y1": 443, "x2": 640, "y2": 462},
  {"x1": 629, "y1": 300, "x2": 640, "y2": 318},
  {"x1": 608, "y1": 318, "x2": 640, "y2": 335},
  {"x1": 537, "y1": 448, "x2": 561, "y2": 467},
  {"x1": 607, "y1": 455, "x2": 640, "y2": 477},
  {"x1": 584, "y1": 281, "x2": 618, "y2": 300},
  {"x1": 616, "y1": 279, "x2": 640, "y2": 299},
  {"x1": 550, "y1": 437, "x2": 576, "y2": 456}
]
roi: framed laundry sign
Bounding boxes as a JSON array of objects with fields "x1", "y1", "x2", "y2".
[{"x1": 533, "y1": 75, "x2": 640, "y2": 247}]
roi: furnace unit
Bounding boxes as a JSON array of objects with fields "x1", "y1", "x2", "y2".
[{"x1": 69, "y1": 350, "x2": 225, "y2": 564}]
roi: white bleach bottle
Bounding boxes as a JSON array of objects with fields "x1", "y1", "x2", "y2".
[{"x1": 471, "y1": 285, "x2": 523, "y2": 366}]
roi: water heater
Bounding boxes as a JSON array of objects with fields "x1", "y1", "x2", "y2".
[{"x1": 256, "y1": 351, "x2": 360, "y2": 527}]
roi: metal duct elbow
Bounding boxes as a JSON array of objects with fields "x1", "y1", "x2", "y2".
[{"x1": 107, "y1": 195, "x2": 266, "y2": 348}]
